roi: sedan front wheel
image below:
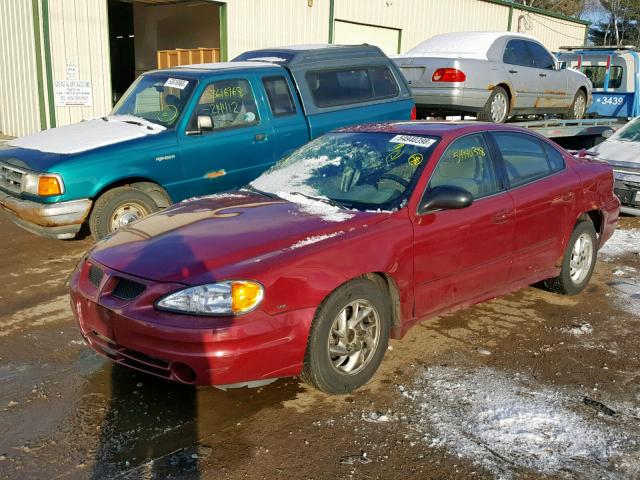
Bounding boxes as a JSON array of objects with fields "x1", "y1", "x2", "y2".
[{"x1": 301, "y1": 278, "x2": 391, "y2": 394}]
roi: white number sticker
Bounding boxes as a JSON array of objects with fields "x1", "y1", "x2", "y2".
[
  {"x1": 164, "y1": 78, "x2": 189, "y2": 90},
  {"x1": 389, "y1": 135, "x2": 436, "y2": 149},
  {"x1": 600, "y1": 96, "x2": 624, "y2": 106}
]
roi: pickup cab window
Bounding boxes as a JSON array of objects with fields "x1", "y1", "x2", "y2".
[
  {"x1": 262, "y1": 76, "x2": 297, "y2": 116},
  {"x1": 581, "y1": 65, "x2": 623, "y2": 89},
  {"x1": 112, "y1": 74, "x2": 196, "y2": 127},
  {"x1": 190, "y1": 78, "x2": 260, "y2": 131},
  {"x1": 306, "y1": 66, "x2": 399, "y2": 107}
]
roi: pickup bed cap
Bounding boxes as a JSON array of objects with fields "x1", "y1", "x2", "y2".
[{"x1": 233, "y1": 44, "x2": 391, "y2": 67}]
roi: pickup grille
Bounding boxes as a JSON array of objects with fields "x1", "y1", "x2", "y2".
[{"x1": 0, "y1": 162, "x2": 24, "y2": 194}]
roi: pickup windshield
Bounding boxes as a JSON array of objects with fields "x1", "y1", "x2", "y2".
[
  {"x1": 251, "y1": 132, "x2": 439, "y2": 210},
  {"x1": 615, "y1": 117, "x2": 640, "y2": 142},
  {"x1": 111, "y1": 74, "x2": 196, "y2": 128}
]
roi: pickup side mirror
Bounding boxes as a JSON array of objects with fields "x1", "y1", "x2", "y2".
[
  {"x1": 419, "y1": 185, "x2": 473, "y2": 214},
  {"x1": 186, "y1": 115, "x2": 214, "y2": 136}
]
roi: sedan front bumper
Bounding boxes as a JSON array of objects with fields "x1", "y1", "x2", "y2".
[
  {"x1": 0, "y1": 190, "x2": 92, "y2": 239},
  {"x1": 614, "y1": 171, "x2": 640, "y2": 216}
]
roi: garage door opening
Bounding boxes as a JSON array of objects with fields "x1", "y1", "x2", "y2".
[
  {"x1": 108, "y1": 0, "x2": 222, "y2": 104},
  {"x1": 333, "y1": 20, "x2": 401, "y2": 56}
]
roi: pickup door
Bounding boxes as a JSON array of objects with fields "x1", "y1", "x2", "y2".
[{"x1": 177, "y1": 74, "x2": 278, "y2": 199}]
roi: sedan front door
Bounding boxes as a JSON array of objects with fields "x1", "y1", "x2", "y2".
[
  {"x1": 412, "y1": 133, "x2": 514, "y2": 318},
  {"x1": 502, "y1": 39, "x2": 539, "y2": 109},
  {"x1": 526, "y1": 41, "x2": 571, "y2": 109}
]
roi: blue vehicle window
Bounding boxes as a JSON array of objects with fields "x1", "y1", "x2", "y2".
[
  {"x1": 492, "y1": 132, "x2": 553, "y2": 187},
  {"x1": 112, "y1": 74, "x2": 196, "y2": 127},
  {"x1": 306, "y1": 66, "x2": 399, "y2": 108},
  {"x1": 262, "y1": 76, "x2": 296, "y2": 117},
  {"x1": 190, "y1": 78, "x2": 260, "y2": 131},
  {"x1": 503, "y1": 40, "x2": 534, "y2": 68},
  {"x1": 581, "y1": 65, "x2": 623, "y2": 89}
]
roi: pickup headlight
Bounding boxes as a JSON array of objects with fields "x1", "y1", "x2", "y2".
[
  {"x1": 23, "y1": 172, "x2": 64, "y2": 196},
  {"x1": 155, "y1": 281, "x2": 264, "y2": 316}
]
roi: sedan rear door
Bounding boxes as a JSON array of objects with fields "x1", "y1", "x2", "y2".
[{"x1": 502, "y1": 39, "x2": 539, "y2": 109}]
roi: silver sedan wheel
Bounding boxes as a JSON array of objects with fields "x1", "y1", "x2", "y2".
[
  {"x1": 328, "y1": 299, "x2": 381, "y2": 375},
  {"x1": 569, "y1": 232, "x2": 594, "y2": 284},
  {"x1": 109, "y1": 202, "x2": 148, "y2": 231},
  {"x1": 491, "y1": 92, "x2": 509, "y2": 123},
  {"x1": 573, "y1": 93, "x2": 586, "y2": 119}
]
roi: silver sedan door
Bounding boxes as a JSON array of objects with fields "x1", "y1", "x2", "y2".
[
  {"x1": 502, "y1": 39, "x2": 539, "y2": 109},
  {"x1": 526, "y1": 41, "x2": 570, "y2": 109}
]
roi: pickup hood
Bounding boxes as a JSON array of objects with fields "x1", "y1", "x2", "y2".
[
  {"x1": 91, "y1": 191, "x2": 385, "y2": 285},
  {"x1": 0, "y1": 116, "x2": 167, "y2": 172},
  {"x1": 590, "y1": 140, "x2": 640, "y2": 171}
]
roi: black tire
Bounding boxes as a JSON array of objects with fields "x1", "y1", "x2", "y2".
[
  {"x1": 544, "y1": 220, "x2": 597, "y2": 295},
  {"x1": 89, "y1": 186, "x2": 158, "y2": 241},
  {"x1": 564, "y1": 90, "x2": 587, "y2": 120},
  {"x1": 301, "y1": 278, "x2": 391, "y2": 394},
  {"x1": 478, "y1": 86, "x2": 510, "y2": 123}
]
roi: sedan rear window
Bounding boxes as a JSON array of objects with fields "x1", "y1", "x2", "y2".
[{"x1": 492, "y1": 132, "x2": 557, "y2": 187}]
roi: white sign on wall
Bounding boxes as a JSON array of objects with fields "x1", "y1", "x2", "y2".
[
  {"x1": 65, "y1": 62, "x2": 79, "y2": 80},
  {"x1": 54, "y1": 80, "x2": 93, "y2": 107}
]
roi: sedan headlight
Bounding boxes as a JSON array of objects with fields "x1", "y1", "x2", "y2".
[
  {"x1": 23, "y1": 172, "x2": 64, "y2": 196},
  {"x1": 156, "y1": 281, "x2": 264, "y2": 316}
]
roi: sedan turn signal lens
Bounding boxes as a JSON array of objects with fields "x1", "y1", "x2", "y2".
[
  {"x1": 38, "y1": 176, "x2": 63, "y2": 196},
  {"x1": 231, "y1": 281, "x2": 264, "y2": 314}
]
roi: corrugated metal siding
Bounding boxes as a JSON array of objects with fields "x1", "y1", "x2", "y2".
[
  {"x1": 0, "y1": 0, "x2": 42, "y2": 137},
  {"x1": 510, "y1": 8, "x2": 586, "y2": 51},
  {"x1": 226, "y1": 0, "x2": 330, "y2": 59},
  {"x1": 48, "y1": 0, "x2": 112, "y2": 127},
  {"x1": 335, "y1": 0, "x2": 510, "y2": 54}
]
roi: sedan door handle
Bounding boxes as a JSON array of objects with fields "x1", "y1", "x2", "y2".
[
  {"x1": 539, "y1": 73, "x2": 547, "y2": 77},
  {"x1": 492, "y1": 209, "x2": 514, "y2": 224},
  {"x1": 254, "y1": 133, "x2": 267, "y2": 142},
  {"x1": 508, "y1": 69, "x2": 518, "y2": 74}
]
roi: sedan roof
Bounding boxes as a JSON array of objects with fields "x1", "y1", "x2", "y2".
[{"x1": 336, "y1": 121, "x2": 532, "y2": 138}]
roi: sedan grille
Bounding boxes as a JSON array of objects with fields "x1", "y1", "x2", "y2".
[
  {"x1": 0, "y1": 162, "x2": 24, "y2": 194},
  {"x1": 112, "y1": 278, "x2": 146, "y2": 300}
]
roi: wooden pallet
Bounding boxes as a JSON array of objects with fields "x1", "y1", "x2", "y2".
[{"x1": 157, "y1": 48, "x2": 221, "y2": 69}]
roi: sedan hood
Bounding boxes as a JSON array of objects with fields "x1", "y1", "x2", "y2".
[
  {"x1": 590, "y1": 139, "x2": 640, "y2": 171},
  {"x1": 91, "y1": 191, "x2": 385, "y2": 284}
]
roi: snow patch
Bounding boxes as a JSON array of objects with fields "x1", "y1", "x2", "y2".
[
  {"x1": 276, "y1": 191, "x2": 353, "y2": 222},
  {"x1": 8, "y1": 115, "x2": 165, "y2": 154},
  {"x1": 246, "y1": 56, "x2": 287, "y2": 63},
  {"x1": 600, "y1": 229, "x2": 640, "y2": 259},
  {"x1": 180, "y1": 193, "x2": 246, "y2": 203},
  {"x1": 289, "y1": 231, "x2": 344, "y2": 250},
  {"x1": 562, "y1": 322, "x2": 593, "y2": 336},
  {"x1": 404, "y1": 367, "x2": 638, "y2": 479}
]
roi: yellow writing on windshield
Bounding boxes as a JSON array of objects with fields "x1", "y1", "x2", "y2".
[{"x1": 451, "y1": 146, "x2": 485, "y2": 163}]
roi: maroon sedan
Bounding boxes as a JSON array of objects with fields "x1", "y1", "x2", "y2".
[{"x1": 70, "y1": 122, "x2": 620, "y2": 394}]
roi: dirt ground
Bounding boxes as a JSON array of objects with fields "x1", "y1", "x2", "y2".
[{"x1": 0, "y1": 213, "x2": 638, "y2": 480}]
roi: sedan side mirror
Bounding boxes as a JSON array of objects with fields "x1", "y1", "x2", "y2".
[
  {"x1": 601, "y1": 129, "x2": 614, "y2": 139},
  {"x1": 419, "y1": 185, "x2": 474, "y2": 214}
]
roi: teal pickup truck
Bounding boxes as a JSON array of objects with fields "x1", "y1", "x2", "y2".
[{"x1": 0, "y1": 45, "x2": 414, "y2": 240}]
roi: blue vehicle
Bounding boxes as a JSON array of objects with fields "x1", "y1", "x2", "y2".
[
  {"x1": 557, "y1": 46, "x2": 640, "y2": 118},
  {"x1": 0, "y1": 45, "x2": 414, "y2": 240}
]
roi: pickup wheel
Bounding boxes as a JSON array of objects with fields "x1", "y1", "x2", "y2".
[
  {"x1": 89, "y1": 187, "x2": 159, "y2": 241},
  {"x1": 565, "y1": 90, "x2": 587, "y2": 119},
  {"x1": 478, "y1": 86, "x2": 510, "y2": 123},
  {"x1": 300, "y1": 278, "x2": 390, "y2": 394},
  {"x1": 544, "y1": 220, "x2": 597, "y2": 295}
]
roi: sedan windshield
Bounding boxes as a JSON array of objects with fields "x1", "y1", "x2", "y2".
[
  {"x1": 111, "y1": 74, "x2": 196, "y2": 128},
  {"x1": 251, "y1": 132, "x2": 439, "y2": 210}
]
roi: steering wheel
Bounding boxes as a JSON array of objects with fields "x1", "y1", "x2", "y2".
[{"x1": 377, "y1": 173, "x2": 409, "y2": 188}]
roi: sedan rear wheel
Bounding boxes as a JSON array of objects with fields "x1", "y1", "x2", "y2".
[
  {"x1": 478, "y1": 86, "x2": 510, "y2": 123},
  {"x1": 301, "y1": 278, "x2": 390, "y2": 394},
  {"x1": 544, "y1": 220, "x2": 597, "y2": 295}
]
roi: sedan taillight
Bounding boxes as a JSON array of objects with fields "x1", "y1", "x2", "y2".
[{"x1": 432, "y1": 68, "x2": 466, "y2": 82}]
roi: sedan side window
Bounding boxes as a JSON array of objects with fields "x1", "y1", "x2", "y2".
[
  {"x1": 189, "y1": 78, "x2": 260, "y2": 132},
  {"x1": 492, "y1": 132, "x2": 556, "y2": 187},
  {"x1": 428, "y1": 134, "x2": 500, "y2": 198},
  {"x1": 527, "y1": 42, "x2": 555, "y2": 70},
  {"x1": 503, "y1": 40, "x2": 534, "y2": 67}
]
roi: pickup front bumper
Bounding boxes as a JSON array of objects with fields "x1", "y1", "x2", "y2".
[{"x1": 0, "y1": 190, "x2": 92, "y2": 239}]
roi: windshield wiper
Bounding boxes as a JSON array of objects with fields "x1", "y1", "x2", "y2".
[
  {"x1": 242, "y1": 185, "x2": 279, "y2": 199},
  {"x1": 289, "y1": 191, "x2": 353, "y2": 208}
]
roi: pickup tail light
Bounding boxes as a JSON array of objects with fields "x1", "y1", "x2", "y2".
[
  {"x1": 432, "y1": 68, "x2": 466, "y2": 82},
  {"x1": 410, "y1": 105, "x2": 417, "y2": 120}
]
